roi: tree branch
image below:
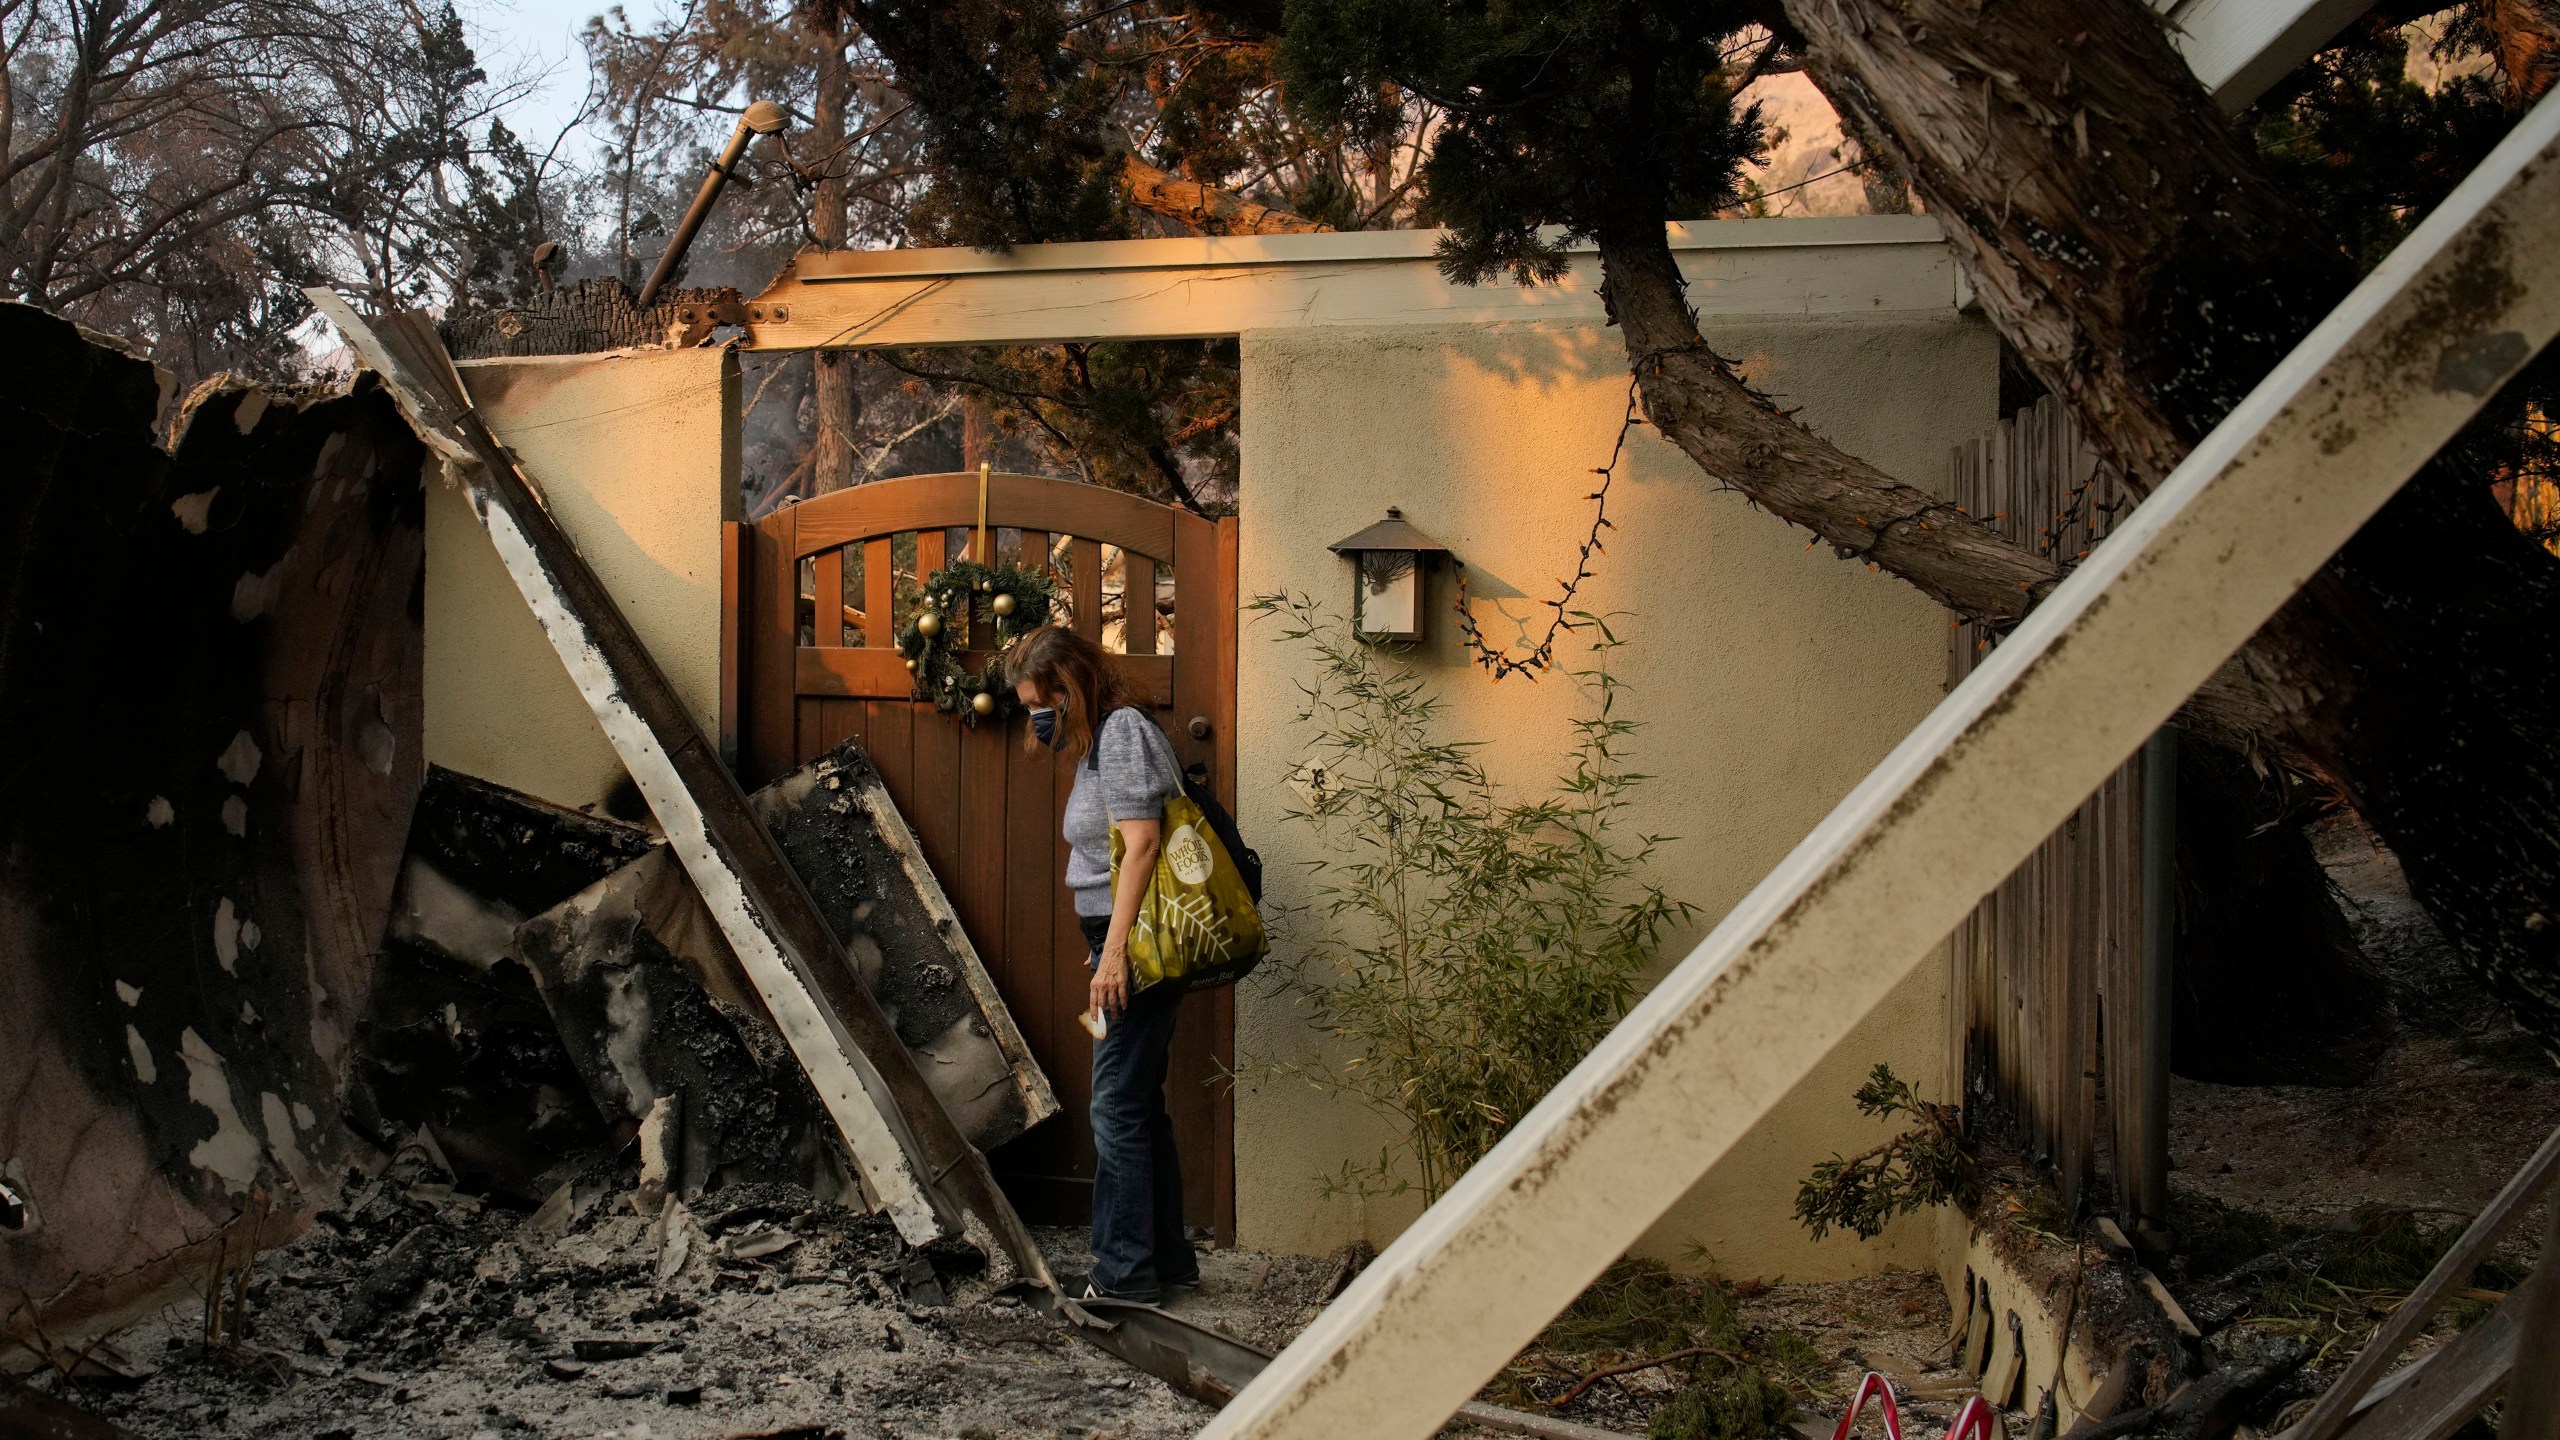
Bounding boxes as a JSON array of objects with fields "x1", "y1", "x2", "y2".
[{"x1": 1117, "y1": 153, "x2": 1330, "y2": 235}]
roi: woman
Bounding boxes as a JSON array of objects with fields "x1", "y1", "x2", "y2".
[{"x1": 1007, "y1": 624, "x2": 1199, "y2": 1302}]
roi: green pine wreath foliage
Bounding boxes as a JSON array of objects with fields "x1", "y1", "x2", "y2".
[{"x1": 898, "y1": 558, "x2": 1055, "y2": 726}]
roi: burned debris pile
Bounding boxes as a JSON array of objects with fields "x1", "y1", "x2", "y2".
[
  {"x1": 358, "y1": 768, "x2": 658, "y2": 1200},
  {"x1": 357, "y1": 735, "x2": 1058, "y2": 1218},
  {"x1": 0, "y1": 302, "x2": 1082, "y2": 1433},
  {"x1": 53, "y1": 1138, "x2": 1300, "y2": 1440}
]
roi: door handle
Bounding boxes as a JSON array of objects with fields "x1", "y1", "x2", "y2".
[{"x1": 1187, "y1": 715, "x2": 1213, "y2": 740}]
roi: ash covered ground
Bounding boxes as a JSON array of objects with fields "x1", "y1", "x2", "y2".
[
  {"x1": 31, "y1": 1135, "x2": 1963, "y2": 1440},
  {"x1": 52, "y1": 1141, "x2": 1344, "y2": 1440}
]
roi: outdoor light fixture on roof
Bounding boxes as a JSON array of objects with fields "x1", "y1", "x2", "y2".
[{"x1": 1329, "y1": 508, "x2": 1449, "y2": 644}]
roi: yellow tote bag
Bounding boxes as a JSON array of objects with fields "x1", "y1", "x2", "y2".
[{"x1": 1108, "y1": 792, "x2": 1268, "y2": 993}]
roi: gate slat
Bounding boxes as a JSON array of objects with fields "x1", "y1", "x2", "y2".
[
  {"x1": 1054, "y1": 738, "x2": 1097, "y2": 1181},
  {"x1": 864, "y1": 538, "x2": 893, "y2": 646},
  {"x1": 813, "y1": 547, "x2": 844, "y2": 647},
  {"x1": 959, "y1": 717, "x2": 1010, "y2": 989},
  {"x1": 748, "y1": 511, "x2": 797, "y2": 785},
  {"x1": 1070, "y1": 538, "x2": 1103, "y2": 641},
  {"x1": 1003, "y1": 521, "x2": 1061, "y2": 1072},
  {"x1": 1005, "y1": 708, "x2": 1058, "y2": 1086},
  {"x1": 822, "y1": 697, "x2": 862, "y2": 756},
  {"x1": 867, "y1": 699, "x2": 915, "y2": 828},
  {"x1": 1124, "y1": 553, "x2": 1157, "y2": 655},
  {"x1": 909, "y1": 529, "x2": 963, "y2": 889}
]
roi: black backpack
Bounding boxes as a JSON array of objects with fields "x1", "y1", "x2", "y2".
[
  {"x1": 1178, "y1": 762, "x2": 1264, "y2": 905},
  {"x1": 1088, "y1": 709, "x2": 1264, "y2": 903}
]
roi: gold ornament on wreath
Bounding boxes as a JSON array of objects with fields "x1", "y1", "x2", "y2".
[{"x1": 897, "y1": 557, "x2": 1055, "y2": 726}]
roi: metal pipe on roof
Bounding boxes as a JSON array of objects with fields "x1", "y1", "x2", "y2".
[{"x1": 637, "y1": 100, "x2": 788, "y2": 308}]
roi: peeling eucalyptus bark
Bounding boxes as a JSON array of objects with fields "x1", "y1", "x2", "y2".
[{"x1": 1775, "y1": 0, "x2": 2560, "y2": 1055}]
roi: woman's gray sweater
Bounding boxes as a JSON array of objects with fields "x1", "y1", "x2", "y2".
[{"x1": 1061, "y1": 708, "x2": 1184, "y2": 918}]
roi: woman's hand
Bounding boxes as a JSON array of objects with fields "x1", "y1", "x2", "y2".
[{"x1": 1091, "y1": 942, "x2": 1132, "y2": 1019}]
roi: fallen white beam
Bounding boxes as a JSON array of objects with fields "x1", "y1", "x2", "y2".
[
  {"x1": 308, "y1": 295, "x2": 954, "y2": 1244},
  {"x1": 738, "y1": 217, "x2": 1957, "y2": 349},
  {"x1": 1198, "y1": 83, "x2": 2560, "y2": 1440},
  {"x1": 2156, "y1": 0, "x2": 2383, "y2": 112},
  {"x1": 465, "y1": 488, "x2": 950, "y2": 1239}
]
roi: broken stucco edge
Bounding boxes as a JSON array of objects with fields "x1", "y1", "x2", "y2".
[
  {"x1": 844, "y1": 772, "x2": 1060, "y2": 1127},
  {"x1": 467, "y1": 482, "x2": 946, "y2": 1243},
  {"x1": 300, "y1": 289, "x2": 949, "y2": 1246}
]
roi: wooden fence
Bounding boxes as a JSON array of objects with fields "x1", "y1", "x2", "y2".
[{"x1": 1943, "y1": 396, "x2": 2171, "y2": 1234}]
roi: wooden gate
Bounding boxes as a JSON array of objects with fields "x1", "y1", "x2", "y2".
[{"x1": 725, "y1": 472, "x2": 1238, "y2": 1238}]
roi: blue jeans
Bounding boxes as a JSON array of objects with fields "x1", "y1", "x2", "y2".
[{"x1": 1082, "y1": 915, "x2": 1195, "y2": 1298}]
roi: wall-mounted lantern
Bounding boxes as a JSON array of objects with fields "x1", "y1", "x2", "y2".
[{"x1": 1328, "y1": 508, "x2": 1449, "y2": 644}]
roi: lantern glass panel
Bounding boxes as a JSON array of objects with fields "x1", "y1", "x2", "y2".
[{"x1": 1355, "y1": 551, "x2": 1421, "y2": 640}]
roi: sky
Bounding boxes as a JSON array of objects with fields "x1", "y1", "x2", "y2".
[{"x1": 461, "y1": 0, "x2": 685, "y2": 155}]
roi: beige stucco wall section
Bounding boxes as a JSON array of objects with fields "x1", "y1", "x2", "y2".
[
  {"x1": 424, "y1": 347, "x2": 740, "y2": 812},
  {"x1": 1234, "y1": 314, "x2": 1994, "y2": 1280}
]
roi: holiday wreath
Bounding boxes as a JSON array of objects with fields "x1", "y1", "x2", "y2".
[{"x1": 896, "y1": 557, "x2": 1055, "y2": 725}]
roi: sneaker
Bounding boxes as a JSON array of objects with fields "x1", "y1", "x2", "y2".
[{"x1": 1071, "y1": 1277, "x2": 1162, "y2": 1305}]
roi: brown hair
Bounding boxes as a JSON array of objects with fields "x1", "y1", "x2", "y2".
[{"x1": 1003, "y1": 625, "x2": 1147, "y2": 764}]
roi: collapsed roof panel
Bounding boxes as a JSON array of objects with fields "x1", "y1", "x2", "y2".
[
  {"x1": 508, "y1": 737, "x2": 1059, "y2": 1188},
  {"x1": 355, "y1": 767, "x2": 663, "y2": 1200},
  {"x1": 516, "y1": 842, "x2": 853, "y2": 1203},
  {"x1": 0, "y1": 303, "x2": 427, "y2": 1366},
  {"x1": 754, "y1": 738, "x2": 1057, "y2": 1145}
]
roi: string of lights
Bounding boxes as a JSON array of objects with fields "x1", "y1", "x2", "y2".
[{"x1": 1450, "y1": 377, "x2": 1644, "y2": 682}]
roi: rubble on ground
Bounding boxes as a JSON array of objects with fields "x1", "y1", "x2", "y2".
[
  {"x1": 37, "y1": 1137, "x2": 1343, "y2": 1440},
  {"x1": 22, "y1": 1132, "x2": 1965, "y2": 1440}
]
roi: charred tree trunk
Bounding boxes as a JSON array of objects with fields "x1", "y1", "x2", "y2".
[
  {"x1": 807, "y1": 4, "x2": 863, "y2": 495},
  {"x1": 1772, "y1": 0, "x2": 2560, "y2": 1057}
]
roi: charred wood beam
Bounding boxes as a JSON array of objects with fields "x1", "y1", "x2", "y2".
[{"x1": 441, "y1": 279, "x2": 747, "y2": 361}]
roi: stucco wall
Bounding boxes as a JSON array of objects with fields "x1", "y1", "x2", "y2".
[
  {"x1": 1234, "y1": 315, "x2": 1994, "y2": 1279},
  {"x1": 425, "y1": 347, "x2": 740, "y2": 812}
]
